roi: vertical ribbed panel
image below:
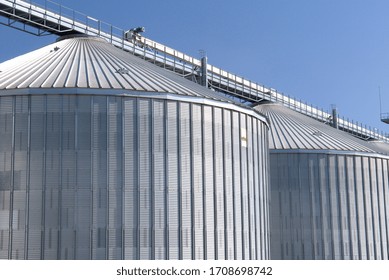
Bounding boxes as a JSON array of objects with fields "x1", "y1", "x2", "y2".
[
  {"x1": 107, "y1": 97, "x2": 122, "y2": 259},
  {"x1": 91, "y1": 96, "x2": 107, "y2": 260},
  {"x1": 270, "y1": 152, "x2": 389, "y2": 260},
  {"x1": 0, "y1": 96, "x2": 12, "y2": 259},
  {"x1": 347, "y1": 156, "x2": 357, "y2": 259},
  {"x1": 167, "y1": 101, "x2": 179, "y2": 259},
  {"x1": 252, "y1": 118, "x2": 259, "y2": 259},
  {"x1": 329, "y1": 154, "x2": 340, "y2": 258},
  {"x1": 191, "y1": 104, "x2": 203, "y2": 259},
  {"x1": 29, "y1": 95, "x2": 44, "y2": 261},
  {"x1": 179, "y1": 102, "x2": 192, "y2": 259},
  {"x1": 214, "y1": 107, "x2": 224, "y2": 260},
  {"x1": 247, "y1": 116, "x2": 255, "y2": 259},
  {"x1": 12, "y1": 96, "x2": 29, "y2": 260},
  {"x1": 370, "y1": 158, "x2": 380, "y2": 259},
  {"x1": 44, "y1": 96, "x2": 60, "y2": 260},
  {"x1": 75, "y1": 96, "x2": 92, "y2": 259},
  {"x1": 139, "y1": 99, "x2": 151, "y2": 259},
  {"x1": 232, "y1": 111, "x2": 242, "y2": 259},
  {"x1": 203, "y1": 106, "x2": 215, "y2": 259},
  {"x1": 152, "y1": 100, "x2": 166, "y2": 259},
  {"x1": 378, "y1": 159, "x2": 388, "y2": 259},
  {"x1": 240, "y1": 114, "x2": 249, "y2": 259},
  {"x1": 362, "y1": 157, "x2": 374, "y2": 259},
  {"x1": 60, "y1": 95, "x2": 76, "y2": 260},
  {"x1": 223, "y1": 110, "x2": 234, "y2": 259},
  {"x1": 0, "y1": 94, "x2": 269, "y2": 260},
  {"x1": 262, "y1": 123, "x2": 270, "y2": 259},
  {"x1": 354, "y1": 156, "x2": 366, "y2": 259},
  {"x1": 381, "y1": 160, "x2": 389, "y2": 258},
  {"x1": 123, "y1": 98, "x2": 136, "y2": 259}
]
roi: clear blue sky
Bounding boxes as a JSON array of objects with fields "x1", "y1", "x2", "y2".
[{"x1": 1, "y1": 0, "x2": 389, "y2": 134}]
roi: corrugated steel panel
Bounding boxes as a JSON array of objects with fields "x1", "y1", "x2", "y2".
[
  {"x1": 191, "y1": 104, "x2": 204, "y2": 259},
  {"x1": 167, "y1": 101, "x2": 179, "y2": 259},
  {"x1": 232, "y1": 111, "x2": 243, "y2": 259},
  {"x1": 0, "y1": 36, "x2": 270, "y2": 260},
  {"x1": 179, "y1": 102, "x2": 192, "y2": 260},
  {"x1": 152, "y1": 100, "x2": 166, "y2": 260},
  {"x1": 223, "y1": 110, "x2": 234, "y2": 260},
  {"x1": 0, "y1": 36, "x2": 232, "y2": 104},
  {"x1": 367, "y1": 140, "x2": 389, "y2": 156},
  {"x1": 203, "y1": 105, "x2": 215, "y2": 259},
  {"x1": 256, "y1": 103, "x2": 378, "y2": 152},
  {"x1": 270, "y1": 152, "x2": 389, "y2": 260},
  {"x1": 258, "y1": 103, "x2": 389, "y2": 260}
]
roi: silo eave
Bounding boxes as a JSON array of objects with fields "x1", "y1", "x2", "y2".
[
  {"x1": 269, "y1": 148, "x2": 389, "y2": 159},
  {"x1": 0, "y1": 87, "x2": 269, "y2": 126}
]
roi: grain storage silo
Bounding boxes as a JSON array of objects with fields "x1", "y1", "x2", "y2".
[
  {"x1": 255, "y1": 102, "x2": 389, "y2": 260},
  {"x1": 367, "y1": 140, "x2": 389, "y2": 156},
  {"x1": 0, "y1": 35, "x2": 270, "y2": 260}
]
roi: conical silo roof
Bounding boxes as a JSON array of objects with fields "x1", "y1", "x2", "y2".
[
  {"x1": 255, "y1": 102, "x2": 379, "y2": 153},
  {"x1": 366, "y1": 140, "x2": 389, "y2": 156},
  {"x1": 0, "y1": 35, "x2": 230, "y2": 103}
]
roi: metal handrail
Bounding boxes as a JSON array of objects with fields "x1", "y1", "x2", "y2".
[{"x1": 1, "y1": 0, "x2": 388, "y2": 142}]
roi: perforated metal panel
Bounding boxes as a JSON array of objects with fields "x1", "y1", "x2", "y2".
[
  {"x1": 223, "y1": 110, "x2": 234, "y2": 259},
  {"x1": 257, "y1": 103, "x2": 389, "y2": 260},
  {"x1": 232, "y1": 111, "x2": 243, "y2": 259},
  {"x1": 0, "y1": 94, "x2": 269, "y2": 260},
  {"x1": 152, "y1": 100, "x2": 166, "y2": 260},
  {"x1": 270, "y1": 152, "x2": 389, "y2": 260},
  {"x1": 192, "y1": 104, "x2": 204, "y2": 259},
  {"x1": 167, "y1": 101, "x2": 179, "y2": 259}
]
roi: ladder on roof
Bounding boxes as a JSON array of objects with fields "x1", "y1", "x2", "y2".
[{"x1": 1, "y1": 0, "x2": 388, "y2": 142}]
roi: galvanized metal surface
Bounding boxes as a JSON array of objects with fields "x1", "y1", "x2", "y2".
[
  {"x1": 0, "y1": 94, "x2": 270, "y2": 260},
  {"x1": 270, "y1": 152, "x2": 389, "y2": 260},
  {"x1": 367, "y1": 140, "x2": 389, "y2": 156},
  {"x1": 258, "y1": 103, "x2": 389, "y2": 260},
  {"x1": 0, "y1": 35, "x2": 270, "y2": 260},
  {"x1": 0, "y1": 36, "x2": 229, "y2": 103},
  {"x1": 0, "y1": 0, "x2": 388, "y2": 142},
  {"x1": 255, "y1": 103, "x2": 379, "y2": 153}
]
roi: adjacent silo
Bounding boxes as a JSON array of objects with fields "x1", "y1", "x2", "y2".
[
  {"x1": 0, "y1": 36, "x2": 270, "y2": 260},
  {"x1": 256, "y1": 103, "x2": 389, "y2": 260}
]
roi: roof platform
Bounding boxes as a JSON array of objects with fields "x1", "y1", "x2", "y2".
[{"x1": 0, "y1": 0, "x2": 79, "y2": 36}]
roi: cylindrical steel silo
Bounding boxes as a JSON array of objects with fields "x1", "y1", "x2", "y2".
[
  {"x1": 256, "y1": 103, "x2": 389, "y2": 260},
  {"x1": 0, "y1": 36, "x2": 270, "y2": 260}
]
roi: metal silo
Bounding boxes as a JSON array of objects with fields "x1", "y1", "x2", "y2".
[
  {"x1": 256, "y1": 103, "x2": 389, "y2": 260},
  {"x1": 0, "y1": 36, "x2": 270, "y2": 260}
]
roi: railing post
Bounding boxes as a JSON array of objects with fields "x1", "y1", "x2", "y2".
[
  {"x1": 331, "y1": 105, "x2": 338, "y2": 129},
  {"x1": 200, "y1": 55, "x2": 208, "y2": 87},
  {"x1": 110, "y1": 25, "x2": 113, "y2": 43},
  {"x1": 122, "y1": 29, "x2": 124, "y2": 50}
]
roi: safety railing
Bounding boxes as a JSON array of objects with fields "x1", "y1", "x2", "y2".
[{"x1": 1, "y1": 0, "x2": 388, "y2": 142}]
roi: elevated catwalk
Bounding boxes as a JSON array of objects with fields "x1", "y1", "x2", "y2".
[{"x1": 0, "y1": 0, "x2": 387, "y2": 142}]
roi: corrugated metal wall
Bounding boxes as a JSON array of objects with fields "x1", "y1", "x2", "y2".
[
  {"x1": 0, "y1": 94, "x2": 270, "y2": 260},
  {"x1": 270, "y1": 152, "x2": 389, "y2": 260}
]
